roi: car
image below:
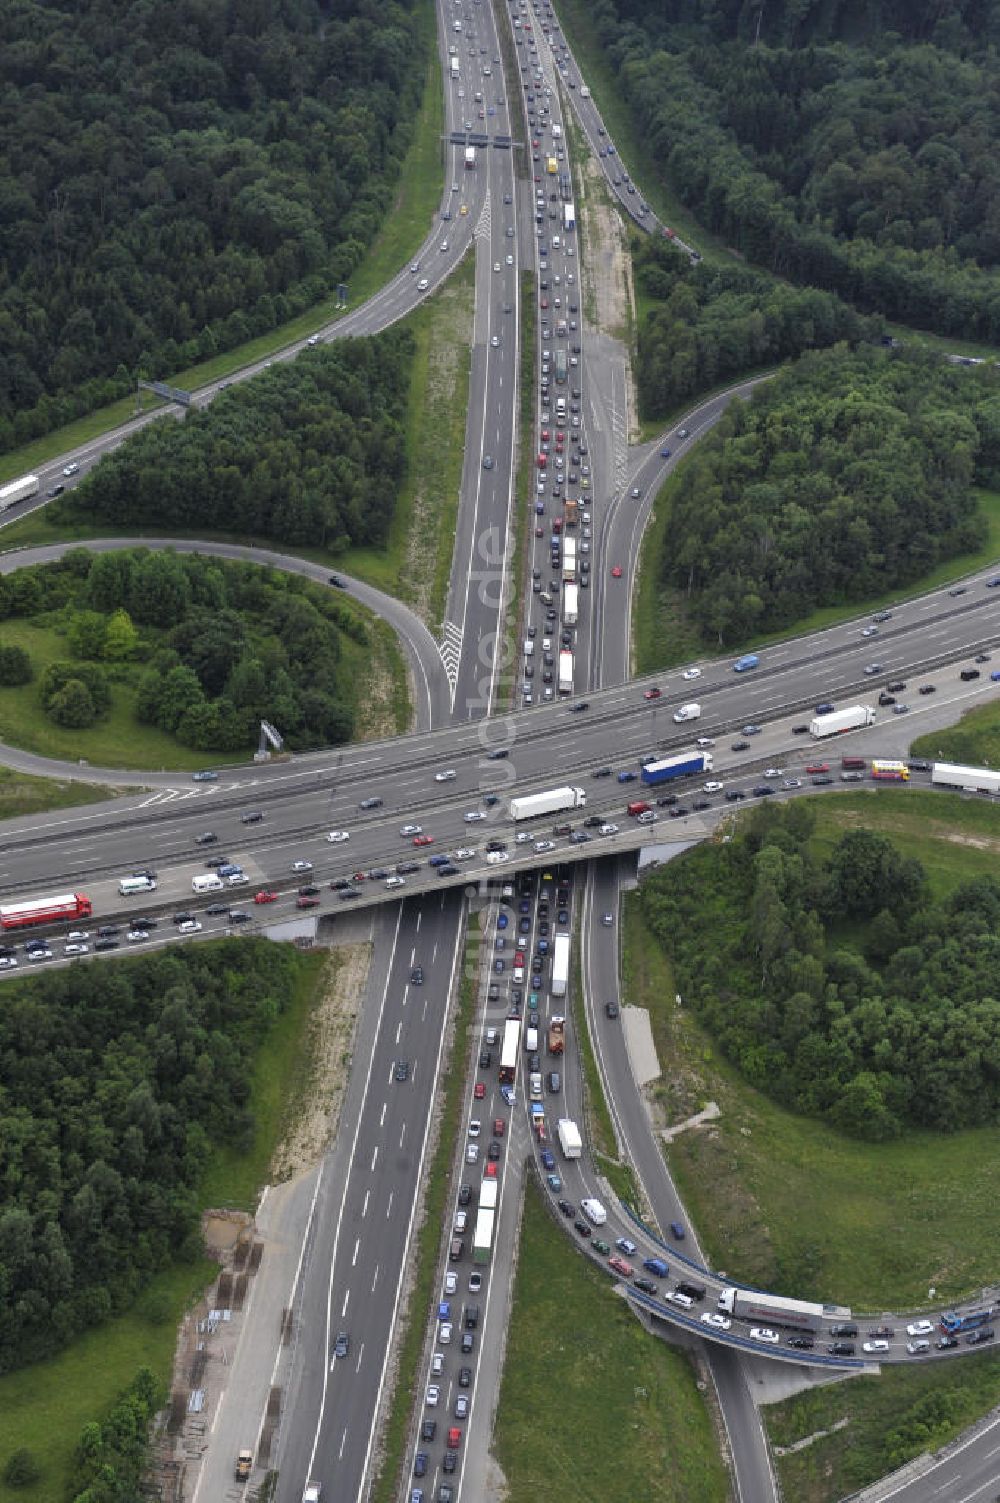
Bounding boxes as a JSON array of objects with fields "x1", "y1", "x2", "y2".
[
  {"x1": 426, "y1": 1384, "x2": 440, "y2": 1407},
  {"x1": 483, "y1": 454, "x2": 494, "y2": 469},
  {"x1": 937, "y1": 1335, "x2": 959, "y2": 1350},
  {"x1": 750, "y1": 1328, "x2": 780, "y2": 1345},
  {"x1": 701, "y1": 1312, "x2": 732, "y2": 1331},
  {"x1": 893, "y1": 703, "x2": 911, "y2": 714},
  {"x1": 326, "y1": 830, "x2": 350, "y2": 843},
  {"x1": 861, "y1": 626, "x2": 879, "y2": 638},
  {"x1": 359, "y1": 797, "x2": 383, "y2": 810},
  {"x1": 805, "y1": 763, "x2": 830, "y2": 775},
  {"x1": 611, "y1": 564, "x2": 623, "y2": 578},
  {"x1": 829, "y1": 1342, "x2": 856, "y2": 1356},
  {"x1": 395, "y1": 1059, "x2": 410, "y2": 1082},
  {"x1": 64, "y1": 942, "x2": 89, "y2": 955},
  {"x1": 615, "y1": 1237, "x2": 636, "y2": 1256},
  {"x1": 906, "y1": 1339, "x2": 930, "y2": 1355},
  {"x1": 178, "y1": 920, "x2": 202, "y2": 935},
  {"x1": 125, "y1": 931, "x2": 148, "y2": 944},
  {"x1": 575, "y1": 1220, "x2": 592, "y2": 1239},
  {"x1": 682, "y1": 667, "x2": 702, "y2": 681},
  {"x1": 643, "y1": 687, "x2": 662, "y2": 700},
  {"x1": 400, "y1": 824, "x2": 422, "y2": 837},
  {"x1": 557, "y1": 1198, "x2": 575, "y2": 1218},
  {"x1": 0, "y1": 956, "x2": 18, "y2": 969},
  {"x1": 864, "y1": 663, "x2": 883, "y2": 676},
  {"x1": 195, "y1": 831, "x2": 218, "y2": 846},
  {"x1": 254, "y1": 890, "x2": 279, "y2": 905},
  {"x1": 291, "y1": 860, "x2": 313, "y2": 873},
  {"x1": 334, "y1": 1331, "x2": 350, "y2": 1359},
  {"x1": 605, "y1": 1001, "x2": 620, "y2": 1020},
  {"x1": 464, "y1": 810, "x2": 486, "y2": 823},
  {"x1": 414, "y1": 835, "x2": 434, "y2": 847},
  {"x1": 742, "y1": 724, "x2": 762, "y2": 736},
  {"x1": 919, "y1": 684, "x2": 936, "y2": 694},
  {"x1": 949, "y1": 585, "x2": 968, "y2": 596},
  {"x1": 787, "y1": 1336, "x2": 815, "y2": 1350},
  {"x1": 906, "y1": 1320, "x2": 935, "y2": 1337},
  {"x1": 863, "y1": 1340, "x2": 889, "y2": 1353},
  {"x1": 192, "y1": 769, "x2": 219, "y2": 782},
  {"x1": 296, "y1": 895, "x2": 320, "y2": 909},
  {"x1": 466, "y1": 1143, "x2": 479, "y2": 1163},
  {"x1": 731, "y1": 740, "x2": 750, "y2": 752},
  {"x1": 63, "y1": 461, "x2": 80, "y2": 477}
]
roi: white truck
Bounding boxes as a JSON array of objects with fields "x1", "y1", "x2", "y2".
[
  {"x1": 551, "y1": 931, "x2": 570, "y2": 998},
  {"x1": 716, "y1": 1287, "x2": 827, "y2": 1332},
  {"x1": 479, "y1": 1178, "x2": 498, "y2": 1211},
  {"x1": 557, "y1": 1117, "x2": 582, "y2": 1160},
  {"x1": 672, "y1": 702, "x2": 701, "y2": 723},
  {"x1": 809, "y1": 705, "x2": 876, "y2": 738},
  {"x1": 558, "y1": 650, "x2": 574, "y2": 695},
  {"x1": 562, "y1": 581, "x2": 579, "y2": 625},
  {"x1": 563, "y1": 202, "x2": 575, "y2": 231},
  {"x1": 562, "y1": 536, "x2": 577, "y2": 582},
  {"x1": 0, "y1": 474, "x2": 39, "y2": 510},
  {"x1": 509, "y1": 785, "x2": 586, "y2": 820},
  {"x1": 581, "y1": 1197, "x2": 607, "y2": 1226},
  {"x1": 464, "y1": 145, "x2": 476, "y2": 169},
  {"x1": 450, "y1": 55, "x2": 460, "y2": 77},
  {"x1": 932, "y1": 762, "x2": 1000, "y2": 794}
]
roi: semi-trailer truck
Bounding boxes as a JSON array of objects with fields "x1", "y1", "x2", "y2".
[
  {"x1": 508, "y1": 786, "x2": 586, "y2": 820},
  {"x1": 640, "y1": 751, "x2": 712, "y2": 785},
  {"x1": 716, "y1": 1287, "x2": 828, "y2": 1332},
  {"x1": 562, "y1": 582, "x2": 579, "y2": 625},
  {"x1": 555, "y1": 349, "x2": 567, "y2": 384},
  {"x1": 932, "y1": 762, "x2": 1000, "y2": 794},
  {"x1": 563, "y1": 202, "x2": 576, "y2": 231},
  {"x1": 551, "y1": 933, "x2": 570, "y2": 997},
  {"x1": 562, "y1": 537, "x2": 577, "y2": 581},
  {"x1": 557, "y1": 1118, "x2": 582, "y2": 1159},
  {"x1": 809, "y1": 705, "x2": 876, "y2": 738},
  {"x1": 0, "y1": 474, "x2": 40, "y2": 510},
  {"x1": 558, "y1": 650, "x2": 574, "y2": 694}
]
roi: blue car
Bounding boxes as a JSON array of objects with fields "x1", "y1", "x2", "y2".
[
  {"x1": 618, "y1": 770, "x2": 637, "y2": 783},
  {"x1": 540, "y1": 1149, "x2": 555, "y2": 1170},
  {"x1": 497, "y1": 913, "x2": 508, "y2": 929},
  {"x1": 438, "y1": 1301, "x2": 451, "y2": 1320},
  {"x1": 660, "y1": 446, "x2": 671, "y2": 458},
  {"x1": 429, "y1": 854, "x2": 450, "y2": 867}
]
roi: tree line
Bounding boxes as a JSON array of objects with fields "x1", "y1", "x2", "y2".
[
  {"x1": 55, "y1": 336, "x2": 411, "y2": 554},
  {"x1": 0, "y1": 0, "x2": 429, "y2": 450},
  {"x1": 641, "y1": 801, "x2": 1000, "y2": 1141},
  {"x1": 0, "y1": 942, "x2": 308, "y2": 1373},
  {"x1": 658, "y1": 343, "x2": 999, "y2": 644},
  {"x1": 633, "y1": 235, "x2": 875, "y2": 419},
  {"x1": 579, "y1": 0, "x2": 1000, "y2": 340},
  {"x1": 0, "y1": 547, "x2": 370, "y2": 752}
]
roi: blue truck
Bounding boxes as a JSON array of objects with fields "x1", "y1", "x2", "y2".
[
  {"x1": 640, "y1": 751, "x2": 711, "y2": 786},
  {"x1": 940, "y1": 1308, "x2": 995, "y2": 1333}
]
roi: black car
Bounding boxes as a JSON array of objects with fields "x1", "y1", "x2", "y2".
[
  {"x1": 204, "y1": 905, "x2": 228, "y2": 916},
  {"x1": 414, "y1": 1454, "x2": 428, "y2": 1478},
  {"x1": 479, "y1": 1049, "x2": 492, "y2": 1069},
  {"x1": 359, "y1": 796, "x2": 383, "y2": 809},
  {"x1": 868, "y1": 1325, "x2": 895, "y2": 1338},
  {"x1": 487, "y1": 748, "x2": 510, "y2": 760},
  {"x1": 558, "y1": 1199, "x2": 575, "y2": 1218},
  {"x1": 657, "y1": 793, "x2": 678, "y2": 807},
  {"x1": 731, "y1": 740, "x2": 750, "y2": 751},
  {"x1": 443, "y1": 1452, "x2": 457, "y2": 1474},
  {"x1": 460, "y1": 1331, "x2": 474, "y2": 1354},
  {"x1": 592, "y1": 766, "x2": 612, "y2": 778},
  {"x1": 937, "y1": 1335, "x2": 959, "y2": 1350},
  {"x1": 919, "y1": 684, "x2": 936, "y2": 694},
  {"x1": 908, "y1": 760, "x2": 932, "y2": 772},
  {"x1": 725, "y1": 790, "x2": 747, "y2": 802},
  {"x1": 229, "y1": 911, "x2": 251, "y2": 924},
  {"x1": 195, "y1": 831, "x2": 218, "y2": 845},
  {"x1": 338, "y1": 888, "x2": 361, "y2": 900},
  {"x1": 334, "y1": 1330, "x2": 350, "y2": 1359},
  {"x1": 605, "y1": 1001, "x2": 620, "y2": 1019},
  {"x1": 791, "y1": 724, "x2": 810, "y2": 734},
  {"x1": 634, "y1": 1277, "x2": 658, "y2": 1295},
  {"x1": 830, "y1": 1322, "x2": 858, "y2": 1337},
  {"x1": 568, "y1": 701, "x2": 590, "y2": 713},
  {"x1": 812, "y1": 774, "x2": 835, "y2": 785},
  {"x1": 458, "y1": 1184, "x2": 472, "y2": 1207},
  {"x1": 397, "y1": 862, "x2": 420, "y2": 875},
  {"x1": 241, "y1": 810, "x2": 264, "y2": 824},
  {"x1": 94, "y1": 938, "x2": 119, "y2": 951},
  {"x1": 329, "y1": 574, "x2": 346, "y2": 589},
  {"x1": 395, "y1": 1059, "x2": 410, "y2": 1082},
  {"x1": 458, "y1": 1367, "x2": 472, "y2": 1388},
  {"x1": 298, "y1": 884, "x2": 320, "y2": 897},
  {"x1": 421, "y1": 1419, "x2": 436, "y2": 1442},
  {"x1": 411, "y1": 967, "x2": 424, "y2": 985},
  {"x1": 583, "y1": 815, "x2": 604, "y2": 828},
  {"x1": 828, "y1": 1341, "x2": 855, "y2": 1356},
  {"x1": 574, "y1": 1220, "x2": 592, "y2": 1239},
  {"x1": 960, "y1": 668, "x2": 981, "y2": 681},
  {"x1": 787, "y1": 1336, "x2": 814, "y2": 1350},
  {"x1": 131, "y1": 917, "x2": 159, "y2": 930},
  {"x1": 97, "y1": 924, "x2": 121, "y2": 937}
]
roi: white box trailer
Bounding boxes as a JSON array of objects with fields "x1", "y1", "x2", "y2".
[
  {"x1": 464, "y1": 145, "x2": 476, "y2": 169},
  {"x1": 562, "y1": 581, "x2": 579, "y2": 625},
  {"x1": 479, "y1": 1178, "x2": 498, "y2": 1210},
  {"x1": 563, "y1": 202, "x2": 575, "y2": 231},
  {"x1": 0, "y1": 474, "x2": 39, "y2": 510},
  {"x1": 932, "y1": 762, "x2": 1000, "y2": 794},
  {"x1": 508, "y1": 785, "x2": 586, "y2": 821},
  {"x1": 551, "y1": 932, "x2": 570, "y2": 997},
  {"x1": 557, "y1": 1118, "x2": 582, "y2": 1159},
  {"x1": 809, "y1": 705, "x2": 876, "y2": 738},
  {"x1": 450, "y1": 56, "x2": 460, "y2": 77},
  {"x1": 558, "y1": 650, "x2": 574, "y2": 694},
  {"x1": 562, "y1": 536, "x2": 577, "y2": 581}
]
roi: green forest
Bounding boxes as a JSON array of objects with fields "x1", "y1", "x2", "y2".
[
  {"x1": 0, "y1": 547, "x2": 368, "y2": 752},
  {"x1": 633, "y1": 235, "x2": 872, "y2": 418},
  {"x1": 0, "y1": 942, "x2": 307, "y2": 1373},
  {"x1": 658, "y1": 344, "x2": 1000, "y2": 643},
  {"x1": 577, "y1": 0, "x2": 1000, "y2": 338},
  {"x1": 640, "y1": 801, "x2": 1000, "y2": 1141},
  {"x1": 0, "y1": 0, "x2": 429, "y2": 449},
  {"x1": 55, "y1": 335, "x2": 411, "y2": 551}
]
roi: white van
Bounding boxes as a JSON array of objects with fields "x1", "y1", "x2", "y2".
[
  {"x1": 673, "y1": 703, "x2": 701, "y2": 723},
  {"x1": 118, "y1": 875, "x2": 156, "y2": 897},
  {"x1": 581, "y1": 1198, "x2": 607, "y2": 1226},
  {"x1": 192, "y1": 873, "x2": 224, "y2": 894}
]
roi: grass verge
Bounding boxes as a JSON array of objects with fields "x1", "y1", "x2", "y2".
[
  {"x1": 0, "y1": 765, "x2": 113, "y2": 820},
  {"x1": 494, "y1": 1180, "x2": 730, "y2": 1503},
  {"x1": 0, "y1": 2, "x2": 444, "y2": 488},
  {"x1": 634, "y1": 485, "x2": 1000, "y2": 674},
  {"x1": 0, "y1": 941, "x2": 326, "y2": 1503},
  {"x1": 621, "y1": 793, "x2": 1000, "y2": 1311},
  {"x1": 766, "y1": 1351, "x2": 1000, "y2": 1503},
  {"x1": 910, "y1": 697, "x2": 1000, "y2": 767},
  {"x1": 371, "y1": 912, "x2": 479, "y2": 1503}
]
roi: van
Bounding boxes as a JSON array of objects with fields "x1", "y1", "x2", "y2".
[
  {"x1": 643, "y1": 1257, "x2": 670, "y2": 1278},
  {"x1": 118, "y1": 875, "x2": 157, "y2": 897},
  {"x1": 192, "y1": 873, "x2": 224, "y2": 894},
  {"x1": 676, "y1": 1280, "x2": 707, "y2": 1301},
  {"x1": 673, "y1": 703, "x2": 701, "y2": 723},
  {"x1": 581, "y1": 1198, "x2": 607, "y2": 1225},
  {"x1": 667, "y1": 1290, "x2": 694, "y2": 1308},
  {"x1": 525, "y1": 1026, "x2": 539, "y2": 1053},
  {"x1": 529, "y1": 1072, "x2": 543, "y2": 1100},
  {"x1": 733, "y1": 654, "x2": 759, "y2": 673}
]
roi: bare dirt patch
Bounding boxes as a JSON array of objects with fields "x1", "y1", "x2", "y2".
[
  {"x1": 573, "y1": 132, "x2": 639, "y2": 439},
  {"x1": 272, "y1": 943, "x2": 371, "y2": 1182}
]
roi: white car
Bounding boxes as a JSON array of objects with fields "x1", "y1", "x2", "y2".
[
  {"x1": 468, "y1": 1119, "x2": 481, "y2": 1138},
  {"x1": 65, "y1": 943, "x2": 90, "y2": 955},
  {"x1": 435, "y1": 769, "x2": 457, "y2": 782},
  {"x1": 327, "y1": 830, "x2": 350, "y2": 843},
  {"x1": 444, "y1": 1272, "x2": 458, "y2": 1295},
  {"x1": 66, "y1": 930, "x2": 91, "y2": 942},
  {"x1": 454, "y1": 847, "x2": 476, "y2": 860},
  {"x1": 410, "y1": 261, "x2": 420, "y2": 273},
  {"x1": 307, "y1": 334, "x2": 320, "y2": 346},
  {"x1": 485, "y1": 851, "x2": 509, "y2": 864},
  {"x1": 466, "y1": 1143, "x2": 479, "y2": 1163},
  {"x1": 126, "y1": 931, "x2": 148, "y2": 944},
  {"x1": 439, "y1": 1322, "x2": 452, "y2": 1345},
  {"x1": 505, "y1": 253, "x2": 513, "y2": 265},
  {"x1": 426, "y1": 1384, "x2": 440, "y2": 1407},
  {"x1": 417, "y1": 278, "x2": 429, "y2": 291},
  {"x1": 906, "y1": 1320, "x2": 935, "y2": 1337},
  {"x1": 515, "y1": 832, "x2": 533, "y2": 844},
  {"x1": 704, "y1": 781, "x2": 724, "y2": 793},
  {"x1": 533, "y1": 839, "x2": 556, "y2": 853},
  {"x1": 682, "y1": 667, "x2": 702, "y2": 681},
  {"x1": 63, "y1": 461, "x2": 80, "y2": 476},
  {"x1": 861, "y1": 626, "x2": 879, "y2": 637},
  {"x1": 385, "y1": 876, "x2": 405, "y2": 889},
  {"x1": 863, "y1": 1340, "x2": 889, "y2": 1353},
  {"x1": 400, "y1": 824, "x2": 423, "y2": 837},
  {"x1": 178, "y1": 920, "x2": 202, "y2": 934},
  {"x1": 783, "y1": 778, "x2": 802, "y2": 789},
  {"x1": 750, "y1": 1328, "x2": 780, "y2": 1345},
  {"x1": 696, "y1": 737, "x2": 715, "y2": 748},
  {"x1": 601, "y1": 913, "x2": 613, "y2": 926},
  {"x1": 0, "y1": 956, "x2": 18, "y2": 970},
  {"x1": 701, "y1": 1312, "x2": 731, "y2": 1331},
  {"x1": 763, "y1": 768, "x2": 783, "y2": 779},
  {"x1": 493, "y1": 261, "x2": 501, "y2": 272},
  {"x1": 464, "y1": 811, "x2": 486, "y2": 822},
  {"x1": 599, "y1": 823, "x2": 619, "y2": 835}
]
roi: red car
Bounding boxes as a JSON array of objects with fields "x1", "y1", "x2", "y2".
[
  {"x1": 254, "y1": 890, "x2": 278, "y2": 904},
  {"x1": 474, "y1": 1082, "x2": 486, "y2": 1100},
  {"x1": 540, "y1": 428, "x2": 550, "y2": 441},
  {"x1": 540, "y1": 297, "x2": 548, "y2": 308},
  {"x1": 611, "y1": 565, "x2": 623, "y2": 578},
  {"x1": 296, "y1": 896, "x2": 320, "y2": 909},
  {"x1": 493, "y1": 1117, "x2": 505, "y2": 1137},
  {"x1": 484, "y1": 1161, "x2": 498, "y2": 1178},
  {"x1": 447, "y1": 1428, "x2": 462, "y2": 1449},
  {"x1": 643, "y1": 687, "x2": 662, "y2": 701},
  {"x1": 413, "y1": 834, "x2": 434, "y2": 846},
  {"x1": 353, "y1": 871, "x2": 367, "y2": 882},
  {"x1": 608, "y1": 1255, "x2": 633, "y2": 1276},
  {"x1": 515, "y1": 951, "x2": 525, "y2": 965},
  {"x1": 537, "y1": 453, "x2": 547, "y2": 469},
  {"x1": 806, "y1": 763, "x2": 829, "y2": 774}
]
